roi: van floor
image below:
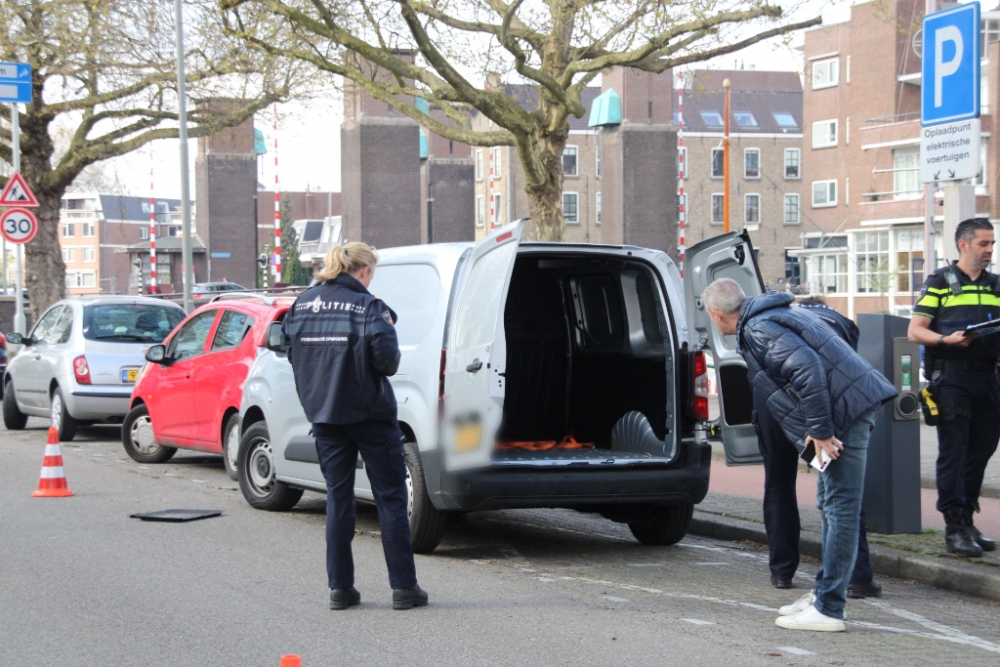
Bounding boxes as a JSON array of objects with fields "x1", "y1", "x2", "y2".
[{"x1": 492, "y1": 448, "x2": 668, "y2": 464}]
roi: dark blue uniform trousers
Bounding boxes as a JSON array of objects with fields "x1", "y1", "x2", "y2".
[
  {"x1": 754, "y1": 390, "x2": 873, "y2": 585},
  {"x1": 934, "y1": 369, "x2": 1000, "y2": 515},
  {"x1": 312, "y1": 420, "x2": 417, "y2": 591}
]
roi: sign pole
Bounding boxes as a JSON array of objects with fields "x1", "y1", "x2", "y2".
[
  {"x1": 11, "y1": 104, "x2": 24, "y2": 335},
  {"x1": 925, "y1": 0, "x2": 938, "y2": 278}
]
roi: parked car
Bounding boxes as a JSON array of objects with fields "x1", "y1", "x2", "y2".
[
  {"x1": 122, "y1": 294, "x2": 297, "y2": 480},
  {"x1": 3, "y1": 297, "x2": 186, "y2": 440},
  {"x1": 235, "y1": 221, "x2": 764, "y2": 553},
  {"x1": 0, "y1": 333, "x2": 7, "y2": 399}
]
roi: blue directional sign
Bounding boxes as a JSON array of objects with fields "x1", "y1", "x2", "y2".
[
  {"x1": 0, "y1": 61, "x2": 32, "y2": 104},
  {"x1": 922, "y1": 2, "x2": 980, "y2": 126}
]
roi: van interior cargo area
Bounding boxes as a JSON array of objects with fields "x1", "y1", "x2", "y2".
[{"x1": 494, "y1": 253, "x2": 677, "y2": 465}]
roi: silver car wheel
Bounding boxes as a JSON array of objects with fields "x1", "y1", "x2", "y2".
[
  {"x1": 130, "y1": 415, "x2": 159, "y2": 455},
  {"x1": 50, "y1": 392, "x2": 62, "y2": 430},
  {"x1": 225, "y1": 421, "x2": 240, "y2": 472},
  {"x1": 246, "y1": 436, "x2": 276, "y2": 497}
]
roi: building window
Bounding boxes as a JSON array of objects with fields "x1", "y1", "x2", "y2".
[
  {"x1": 492, "y1": 194, "x2": 502, "y2": 226},
  {"x1": 563, "y1": 146, "x2": 578, "y2": 177},
  {"x1": 812, "y1": 179, "x2": 837, "y2": 207},
  {"x1": 744, "y1": 149, "x2": 760, "y2": 179},
  {"x1": 61, "y1": 223, "x2": 75, "y2": 237},
  {"x1": 139, "y1": 227, "x2": 149, "y2": 240},
  {"x1": 677, "y1": 147, "x2": 686, "y2": 180},
  {"x1": 711, "y1": 148, "x2": 724, "y2": 179},
  {"x1": 562, "y1": 192, "x2": 579, "y2": 224},
  {"x1": 476, "y1": 150, "x2": 484, "y2": 181},
  {"x1": 784, "y1": 148, "x2": 801, "y2": 179},
  {"x1": 805, "y1": 254, "x2": 848, "y2": 293},
  {"x1": 595, "y1": 141, "x2": 602, "y2": 177},
  {"x1": 711, "y1": 193, "x2": 724, "y2": 225},
  {"x1": 82, "y1": 271, "x2": 96, "y2": 288},
  {"x1": 700, "y1": 111, "x2": 724, "y2": 127},
  {"x1": 896, "y1": 229, "x2": 924, "y2": 293},
  {"x1": 856, "y1": 231, "x2": 890, "y2": 293},
  {"x1": 734, "y1": 112, "x2": 757, "y2": 128},
  {"x1": 784, "y1": 194, "x2": 800, "y2": 224},
  {"x1": 61, "y1": 247, "x2": 75, "y2": 263},
  {"x1": 812, "y1": 57, "x2": 839, "y2": 89},
  {"x1": 745, "y1": 194, "x2": 760, "y2": 225},
  {"x1": 167, "y1": 226, "x2": 180, "y2": 237},
  {"x1": 81, "y1": 221, "x2": 95, "y2": 237},
  {"x1": 812, "y1": 119, "x2": 837, "y2": 148},
  {"x1": 83, "y1": 246, "x2": 95, "y2": 263},
  {"x1": 773, "y1": 112, "x2": 798, "y2": 129},
  {"x1": 596, "y1": 192, "x2": 602, "y2": 225},
  {"x1": 492, "y1": 146, "x2": 502, "y2": 179},
  {"x1": 476, "y1": 195, "x2": 484, "y2": 228},
  {"x1": 893, "y1": 146, "x2": 920, "y2": 200}
]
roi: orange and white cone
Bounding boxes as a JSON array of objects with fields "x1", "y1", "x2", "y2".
[{"x1": 31, "y1": 426, "x2": 74, "y2": 498}]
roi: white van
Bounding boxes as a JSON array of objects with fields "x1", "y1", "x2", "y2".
[{"x1": 237, "y1": 221, "x2": 764, "y2": 552}]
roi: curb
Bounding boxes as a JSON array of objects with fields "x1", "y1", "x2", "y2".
[{"x1": 690, "y1": 510, "x2": 1000, "y2": 603}]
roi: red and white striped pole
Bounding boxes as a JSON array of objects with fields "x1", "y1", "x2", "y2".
[
  {"x1": 273, "y1": 105, "x2": 281, "y2": 285},
  {"x1": 149, "y1": 144, "x2": 157, "y2": 293},
  {"x1": 677, "y1": 71, "x2": 686, "y2": 279}
]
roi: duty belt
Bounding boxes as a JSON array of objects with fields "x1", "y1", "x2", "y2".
[{"x1": 927, "y1": 358, "x2": 1000, "y2": 373}]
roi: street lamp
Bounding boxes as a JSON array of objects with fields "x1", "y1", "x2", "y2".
[{"x1": 174, "y1": 0, "x2": 193, "y2": 312}]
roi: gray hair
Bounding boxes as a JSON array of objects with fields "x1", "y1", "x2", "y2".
[{"x1": 702, "y1": 278, "x2": 746, "y2": 316}]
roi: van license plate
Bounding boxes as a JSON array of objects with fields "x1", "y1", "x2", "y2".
[
  {"x1": 454, "y1": 424, "x2": 482, "y2": 452},
  {"x1": 122, "y1": 369, "x2": 139, "y2": 383}
]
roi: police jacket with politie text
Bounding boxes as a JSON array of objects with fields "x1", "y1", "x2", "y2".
[
  {"x1": 913, "y1": 263, "x2": 1000, "y2": 363},
  {"x1": 738, "y1": 292, "x2": 896, "y2": 451},
  {"x1": 283, "y1": 274, "x2": 400, "y2": 425}
]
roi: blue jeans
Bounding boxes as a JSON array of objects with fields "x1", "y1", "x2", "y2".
[{"x1": 813, "y1": 406, "x2": 878, "y2": 619}]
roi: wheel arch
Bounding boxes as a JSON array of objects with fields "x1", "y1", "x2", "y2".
[
  {"x1": 220, "y1": 406, "x2": 240, "y2": 444},
  {"x1": 398, "y1": 420, "x2": 417, "y2": 445},
  {"x1": 241, "y1": 405, "x2": 266, "y2": 436}
]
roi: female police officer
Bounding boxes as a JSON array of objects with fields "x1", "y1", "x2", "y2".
[{"x1": 282, "y1": 242, "x2": 428, "y2": 610}]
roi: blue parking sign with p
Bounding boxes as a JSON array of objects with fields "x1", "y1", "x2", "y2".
[{"x1": 922, "y1": 2, "x2": 981, "y2": 126}]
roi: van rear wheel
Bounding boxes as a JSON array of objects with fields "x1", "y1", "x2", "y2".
[
  {"x1": 404, "y1": 442, "x2": 446, "y2": 554},
  {"x1": 628, "y1": 503, "x2": 693, "y2": 546}
]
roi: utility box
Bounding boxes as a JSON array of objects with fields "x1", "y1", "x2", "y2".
[{"x1": 857, "y1": 314, "x2": 922, "y2": 534}]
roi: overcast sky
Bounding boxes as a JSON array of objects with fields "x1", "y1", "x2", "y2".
[{"x1": 105, "y1": 1, "x2": 855, "y2": 201}]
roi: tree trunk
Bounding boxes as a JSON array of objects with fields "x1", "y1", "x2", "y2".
[{"x1": 518, "y1": 130, "x2": 567, "y2": 242}]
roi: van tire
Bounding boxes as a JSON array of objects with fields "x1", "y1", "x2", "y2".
[
  {"x1": 238, "y1": 421, "x2": 303, "y2": 511},
  {"x1": 628, "y1": 503, "x2": 693, "y2": 546},
  {"x1": 122, "y1": 404, "x2": 176, "y2": 464},
  {"x1": 404, "y1": 442, "x2": 446, "y2": 554},
  {"x1": 3, "y1": 381, "x2": 27, "y2": 430}
]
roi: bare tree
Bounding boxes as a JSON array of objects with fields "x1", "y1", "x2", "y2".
[
  {"x1": 0, "y1": 0, "x2": 302, "y2": 317},
  {"x1": 221, "y1": 0, "x2": 820, "y2": 241}
]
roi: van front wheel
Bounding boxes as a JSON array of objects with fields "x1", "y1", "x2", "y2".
[
  {"x1": 628, "y1": 503, "x2": 693, "y2": 546},
  {"x1": 404, "y1": 442, "x2": 446, "y2": 554}
]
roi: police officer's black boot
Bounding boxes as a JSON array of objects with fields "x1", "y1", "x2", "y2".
[
  {"x1": 965, "y1": 502, "x2": 997, "y2": 552},
  {"x1": 944, "y1": 508, "x2": 984, "y2": 558}
]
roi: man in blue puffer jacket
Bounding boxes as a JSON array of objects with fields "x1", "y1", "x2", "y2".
[{"x1": 702, "y1": 279, "x2": 897, "y2": 632}]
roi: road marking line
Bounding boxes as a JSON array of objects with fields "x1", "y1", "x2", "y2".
[
  {"x1": 777, "y1": 646, "x2": 814, "y2": 656},
  {"x1": 858, "y1": 600, "x2": 1000, "y2": 654},
  {"x1": 603, "y1": 595, "x2": 629, "y2": 602},
  {"x1": 695, "y1": 562, "x2": 727, "y2": 566},
  {"x1": 681, "y1": 619, "x2": 715, "y2": 625}
]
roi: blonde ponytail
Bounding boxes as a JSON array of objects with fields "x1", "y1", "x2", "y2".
[{"x1": 316, "y1": 242, "x2": 378, "y2": 282}]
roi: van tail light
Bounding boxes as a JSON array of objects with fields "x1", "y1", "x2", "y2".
[
  {"x1": 73, "y1": 355, "x2": 91, "y2": 385},
  {"x1": 438, "y1": 349, "x2": 447, "y2": 421},
  {"x1": 691, "y1": 350, "x2": 709, "y2": 421}
]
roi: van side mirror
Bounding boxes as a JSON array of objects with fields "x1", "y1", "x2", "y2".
[
  {"x1": 145, "y1": 345, "x2": 167, "y2": 363},
  {"x1": 6, "y1": 333, "x2": 27, "y2": 346},
  {"x1": 265, "y1": 321, "x2": 286, "y2": 354}
]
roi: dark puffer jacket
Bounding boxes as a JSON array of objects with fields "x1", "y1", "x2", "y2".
[{"x1": 737, "y1": 292, "x2": 896, "y2": 449}]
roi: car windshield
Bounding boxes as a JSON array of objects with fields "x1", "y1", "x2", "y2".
[{"x1": 83, "y1": 304, "x2": 184, "y2": 343}]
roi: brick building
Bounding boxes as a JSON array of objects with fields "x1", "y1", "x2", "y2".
[
  {"x1": 797, "y1": 0, "x2": 1000, "y2": 317},
  {"x1": 679, "y1": 69, "x2": 804, "y2": 288}
]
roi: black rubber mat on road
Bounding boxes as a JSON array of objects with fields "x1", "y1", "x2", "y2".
[{"x1": 129, "y1": 509, "x2": 223, "y2": 522}]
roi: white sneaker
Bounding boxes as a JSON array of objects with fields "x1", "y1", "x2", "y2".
[
  {"x1": 775, "y1": 606, "x2": 846, "y2": 632},
  {"x1": 778, "y1": 590, "x2": 815, "y2": 616}
]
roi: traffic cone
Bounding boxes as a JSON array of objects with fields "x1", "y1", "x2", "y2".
[
  {"x1": 31, "y1": 426, "x2": 74, "y2": 498},
  {"x1": 279, "y1": 656, "x2": 302, "y2": 667}
]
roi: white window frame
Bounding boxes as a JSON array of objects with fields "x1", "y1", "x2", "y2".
[
  {"x1": 61, "y1": 247, "x2": 75, "y2": 263},
  {"x1": 492, "y1": 193, "x2": 502, "y2": 225},
  {"x1": 475, "y1": 150, "x2": 484, "y2": 181},
  {"x1": 61, "y1": 222, "x2": 75, "y2": 237},
  {"x1": 744, "y1": 148, "x2": 761, "y2": 179},
  {"x1": 83, "y1": 246, "x2": 96, "y2": 263},
  {"x1": 562, "y1": 191, "x2": 579, "y2": 224},
  {"x1": 711, "y1": 148, "x2": 724, "y2": 179},
  {"x1": 81, "y1": 271, "x2": 97, "y2": 288},
  {"x1": 596, "y1": 192, "x2": 602, "y2": 225},
  {"x1": 595, "y1": 142, "x2": 602, "y2": 178},
  {"x1": 711, "y1": 193, "x2": 724, "y2": 225},
  {"x1": 733, "y1": 111, "x2": 758, "y2": 128},
  {"x1": 812, "y1": 119, "x2": 838, "y2": 149},
  {"x1": 562, "y1": 145, "x2": 579, "y2": 177},
  {"x1": 812, "y1": 57, "x2": 840, "y2": 90},
  {"x1": 700, "y1": 110, "x2": 724, "y2": 127},
  {"x1": 492, "y1": 146, "x2": 502, "y2": 179},
  {"x1": 812, "y1": 179, "x2": 838, "y2": 208},
  {"x1": 784, "y1": 193, "x2": 801, "y2": 225},
  {"x1": 745, "y1": 193, "x2": 761, "y2": 225},
  {"x1": 139, "y1": 226, "x2": 149, "y2": 240},
  {"x1": 81, "y1": 221, "x2": 95, "y2": 238},
  {"x1": 784, "y1": 148, "x2": 801, "y2": 180},
  {"x1": 476, "y1": 195, "x2": 485, "y2": 228}
]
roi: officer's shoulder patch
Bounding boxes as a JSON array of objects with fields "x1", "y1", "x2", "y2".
[
  {"x1": 382, "y1": 309, "x2": 394, "y2": 325},
  {"x1": 920, "y1": 285, "x2": 928, "y2": 297}
]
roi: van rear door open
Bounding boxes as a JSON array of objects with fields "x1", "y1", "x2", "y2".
[
  {"x1": 684, "y1": 231, "x2": 764, "y2": 466},
  {"x1": 442, "y1": 220, "x2": 524, "y2": 470}
]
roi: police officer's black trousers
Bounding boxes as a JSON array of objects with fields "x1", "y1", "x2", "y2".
[
  {"x1": 934, "y1": 369, "x2": 1000, "y2": 514},
  {"x1": 313, "y1": 420, "x2": 417, "y2": 591},
  {"x1": 754, "y1": 390, "x2": 873, "y2": 585}
]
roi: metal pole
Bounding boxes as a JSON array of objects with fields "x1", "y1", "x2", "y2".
[
  {"x1": 12, "y1": 105, "x2": 25, "y2": 334},
  {"x1": 723, "y1": 78, "x2": 731, "y2": 234},
  {"x1": 924, "y1": 0, "x2": 938, "y2": 274},
  {"x1": 175, "y1": 0, "x2": 193, "y2": 312}
]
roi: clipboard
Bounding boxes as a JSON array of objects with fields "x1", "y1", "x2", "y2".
[{"x1": 965, "y1": 319, "x2": 1000, "y2": 336}]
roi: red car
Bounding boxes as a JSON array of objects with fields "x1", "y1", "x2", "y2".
[{"x1": 122, "y1": 295, "x2": 296, "y2": 479}]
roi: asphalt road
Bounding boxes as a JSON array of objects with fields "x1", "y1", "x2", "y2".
[{"x1": 2, "y1": 419, "x2": 1000, "y2": 667}]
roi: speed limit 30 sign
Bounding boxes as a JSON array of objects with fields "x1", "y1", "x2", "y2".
[{"x1": 1, "y1": 207, "x2": 38, "y2": 244}]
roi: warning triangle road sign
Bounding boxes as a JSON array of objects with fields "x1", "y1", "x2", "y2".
[{"x1": 0, "y1": 171, "x2": 39, "y2": 207}]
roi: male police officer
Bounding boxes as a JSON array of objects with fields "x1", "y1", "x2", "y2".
[{"x1": 909, "y1": 218, "x2": 1000, "y2": 558}]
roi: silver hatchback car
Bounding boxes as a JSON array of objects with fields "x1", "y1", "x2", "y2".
[{"x1": 3, "y1": 296, "x2": 186, "y2": 440}]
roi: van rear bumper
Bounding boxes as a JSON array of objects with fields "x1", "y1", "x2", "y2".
[{"x1": 422, "y1": 441, "x2": 712, "y2": 512}]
